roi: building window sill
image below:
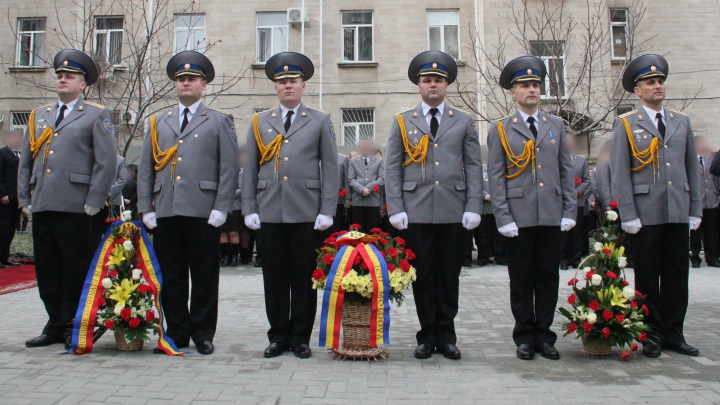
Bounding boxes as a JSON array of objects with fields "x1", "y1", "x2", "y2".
[
  {"x1": 338, "y1": 61, "x2": 378, "y2": 68},
  {"x1": 8, "y1": 66, "x2": 47, "y2": 73}
]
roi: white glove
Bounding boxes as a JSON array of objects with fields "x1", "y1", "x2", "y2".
[
  {"x1": 498, "y1": 222, "x2": 519, "y2": 238},
  {"x1": 84, "y1": 204, "x2": 100, "y2": 216},
  {"x1": 314, "y1": 214, "x2": 333, "y2": 231},
  {"x1": 208, "y1": 210, "x2": 227, "y2": 227},
  {"x1": 689, "y1": 216, "x2": 702, "y2": 231},
  {"x1": 560, "y1": 218, "x2": 576, "y2": 232},
  {"x1": 244, "y1": 213, "x2": 261, "y2": 230},
  {"x1": 462, "y1": 212, "x2": 481, "y2": 230},
  {"x1": 21, "y1": 205, "x2": 31, "y2": 215},
  {"x1": 621, "y1": 218, "x2": 642, "y2": 234},
  {"x1": 142, "y1": 212, "x2": 157, "y2": 230},
  {"x1": 389, "y1": 212, "x2": 408, "y2": 230}
]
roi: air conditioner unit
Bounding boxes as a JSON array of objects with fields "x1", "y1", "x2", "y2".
[
  {"x1": 287, "y1": 8, "x2": 307, "y2": 24},
  {"x1": 123, "y1": 110, "x2": 137, "y2": 125}
]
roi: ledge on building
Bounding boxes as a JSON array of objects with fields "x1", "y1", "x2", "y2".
[
  {"x1": 337, "y1": 61, "x2": 378, "y2": 68},
  {"x1": 8, "y1": 66, "x2": 47, "y2": 73},
  {"x1": 113, "y1": 65, "x2": 127, "y2": 72},
  {"x1": 611, "y1": 58, "x2": 629, "y2": 65},
  {"x1": 456, "y1": 60, "x2": 466, "y2": 67},
  {"x1": 251, "y1": 63, "x2": 266, "y2": 70}
]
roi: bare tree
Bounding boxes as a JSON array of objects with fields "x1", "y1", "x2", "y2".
[
  {"x1": 453, "y1": 0, "x2": 669, "y2": 156},
  {"x1": 3, "y1": 0, "x2": 249, "y2": 157}
]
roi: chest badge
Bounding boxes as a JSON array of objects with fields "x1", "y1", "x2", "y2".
[{"x1": 550, "y1": 131, "x2": 556, "y2": 144}]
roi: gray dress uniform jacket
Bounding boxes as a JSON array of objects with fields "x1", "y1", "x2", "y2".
[
  {"x1": 482, "y1": 165, "x2": 493, "y2": 215},
  {"x1": 137, "y1": 102, "x2": 239, "y2": 219},
  {"x1": 610, "y1": 109, "x2": 702, "y2": 225},
  {"x1": 348, "y1": 156, "x2": 384, "y2": 207},
  {"x1": 592, "y1": 160, "x2": 612, "y2": 208},
  {"x1": 698, "y1": 155, "x2": 720, "y2": 209},
  {"x1": 338, "y1": 155, "x2": 349, "y2": 205},
  {"x1": 242, "y1": 103, "x2": 339, "y2": 223},
  {"x1": 18, "y1": 99, "x2": 117, "y2": 213},
  {"x1": 385, "y1": 103, "x2": 483, "y2": 224},
  {"x1": 572, "y1": 155, "x2": 591, "y2": 209},
  {"x1": 233, "y1": 169, "x2": 243, "y2": 211},
  {"x1": 110, "y1": 156, "x2": 127, "y2": 206},
  {"x1": 487, "y1": 110, "x2": 576, "y2": 228}
]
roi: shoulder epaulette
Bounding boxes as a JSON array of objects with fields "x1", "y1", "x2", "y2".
[
  {"x1": 84, "y1": 101, "x2": 107, "y2": 110},
  {"x1": 35, "y1": 103, "x2": 54, "y2": 112},
  {"x1": 154, "y1": 107, "x2": 173, "y2": 119},
  {"x1": 496, "y1": 114, "x2": 512, "y2": 122},
  {"x1": 396, "y1": 107, "x2": 414, "y2": 116},
  {"x1": 307, "y1": 106, "x2": 328, "y2": 114},
  {"x1": 669, "y1": 109, "x2": 687, "y2": 116},
  {"x1": 617, "y1": 110, "x2": 637, "y2": 119},
  {"x1": 206, "y1": 106, "x2": 229, "y2": 115},
  {"x1": 256, "y1": 108, "x2": 273, "y2": 115}
]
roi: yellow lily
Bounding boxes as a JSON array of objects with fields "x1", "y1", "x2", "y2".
[
  {"x1": 598, "y1": 285, "x2": 628, "y2": 308},
  {"x1": 107, "y1": 245, "x2": 126, "y2": 267},
  {"x1": 109, "y1": 278, "x2": 139, "y2": 309}
]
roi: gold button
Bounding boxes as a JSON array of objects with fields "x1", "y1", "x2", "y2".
[
  {"x1": 668, "y1": 181, "x2": 672, "y2": 186},
  {"x1": 46, "y1": 169, "x2": 51, "y2": 173},
  {"x1": 365, "y1": 170, "x2": 368, "y2": 172},
  {"x1": 53, "y1": 133, "x2": 58, "y2": 137},
  {"x1": 705, "y1": 180, "x2": 708, "y2": 183},
  {"x1": 284, "y1": 140, "x2": 289, "y2": 144},
  {"x1": 365, "y1": 178, "x2": 368, "y2": 180},
  {"x1": 435, "y1": 181, "x2": 439, "y2": 185},
  {"x1": 176, "y1": 176, "x2": 181, "y2": 180},
  {"x1": 284, "y1": 157, "x2": 289, "y2": 162},
  {"x1": 536, "y1": 147, "x2": 540, "y2": 152},
  {"x1": 49, "y1": 151, "x2": 54, "y2": 154},
  {"x1": 283, "y1": 176, "x2": 288, "y2": 181},
  {"x1": 664, "y1": 145, "x2": 668, "y2": 149},
  {"x1": 539, "y1": 183, "x2": 544, "y2": 188},
  {"x1": 666, "y1": 163, "x2": 670, "y2": 167},
  {"x1": 435, "y1": 162, "x2": 439, "y2": 166},
  {"x1": 177, "y1": 157, "x2": 182, "y2": 162},
  {"x1": 537, "y1": 164, "x2": 542, "y2": 169},
  {"x1": 179, "y1": 140, "x2": 184, "y2": 144},
  {"x1": 194, "y1": 134, "x2": 198, "y2": 138},
  {"x1": 434, "y1": 144, "x2": 438, "y2": 148}
]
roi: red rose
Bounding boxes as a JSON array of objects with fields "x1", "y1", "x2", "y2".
[
  {"x1": 104, "y1": 320, "x2": 114, "y2": 330},
  {"x1": 567, "y1": 278, "x2": 579, "y2": 286},
  {"x1": 603, "y1": 248, "x2": 612, "y2": 255},
  {"x1": 377, "y1": 237, "x2": 388, "y2": 245},
  {"x1": 396, "y1": 237, "x2": 406, "y2": 246},
  {"x1": 601, "y1": 327, "x2": 610, "y2": 339},
  {"x1": 622, "y1": 280, "x2": 629, "y2": 286},
  {"x1": 373, "y1": 185, "x2": 380, "y2": 193},
  {"x1": 642, "y1": 304, "x2": 649, "y2": 316},
  {"x1": 575, "y1": 177, "x2": 582, "y2": 185},
  {"x1": 405, "y1": 249, "x2": 416, "y2": 260},
  {"x1": 325, "y1": 237, "x2": 336, "y2": 245},
  {"x1": 567, "y1": 323, "x2": 577, "y2": 333},
  {"x1": 324, "y1": 254, "x2": 335, "y2": 266},
  {"x1": 129, "y1": 318, "x2": 141, "y2": 328},
  {"x1": 602, "y1": 309, "x2": 613, "y2": 321},
  {"x1": 615, "y1": 314, "x2": 625, "y2": 324},
  {"x1": 606, "y1": 271, "x2": 617, "y2": 279},
  {"x1": 620, "y1": 352, "x2": 630, "y2": 359},
  {"x1": 567, "y1": 294, "x2": 576, "y2": 305},
  {"x1": 387, "y1": 264, "x2": 395, "y2": 272},
  {"x1": 586, "y1": 270, "x2": 595, "y2": 279},
  {"x1": 109, "y1": 270, "x2": 118, "y2": 278},
  {"x1": 588, "y1": 300, "x2": 600, "y2": 311},
  {"x1": 312, "y1": 269, "x2": 325, "y2": 281},
  {"x1": 137, "y1": 284, "x2": 151, "y2": 294},
  {"x1": 610, "y1": 201, "x2": 619, "y2": 209},
  {"x1": 582, "y1": 322, "x2": 593, "y2": 332},
  {"x1": 145, "y1": 311, "x2": 155, "y2": 322},
  {"x1": 638, "y1": 332, "x2": 647, "y2": 342},
  {"x1": 630, "y1": 344, "x2": 638, "y2": 351},
  {"x1": 120, "y1": 307, "x2": 131, "y2": 321},
  {"x1": 630, "y1": 301, "x2": 638, "y2": 309},
  {"x1": 400, "y1": 259, "x2": 411, "y2": 272},
  {"x1": 386, "y1": 248, "x2": 398, "y2": 258}
]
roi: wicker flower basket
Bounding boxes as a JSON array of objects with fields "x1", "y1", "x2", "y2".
[
  {"x1": 582, "y1": 335, "x2": 612, "y2": 356},
  {"x1": 114, "y1": 329, "x2": 144, "y2": 351},
  {"x1": 331, "y1": 299, "x2": 388, "y2": 361}
]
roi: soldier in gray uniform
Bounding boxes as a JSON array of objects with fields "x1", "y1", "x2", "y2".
[
  {"x1": 559, "y1": 136, "x2": 590, "y2": 269},
  {"x1": 242, "y1": 52, "x2": 338, "y2": 359},
  {"x1": 137, "y1": 51, "x2": 239, "y2": 355},
  {"x1": 347, "y1": 138, "x2": 385, "y2": 232},
  {"x1": 385, "y1": 51, "x2": 482, "y2": 360},
  {"x1": 611, "y1": 54, "x2": 702, "y2": 357},
  {"x1": 690, "y1": 136, "x2": 720, "y2": 268},
  {"x1": 19, "y1": 49, "x2": 116, "y2": 349},
  {"x1": 487, "y1": 56, "x2": 576, "y2": 360}
]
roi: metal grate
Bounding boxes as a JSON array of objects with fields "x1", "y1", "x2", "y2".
[
  {"x1": 341, "y1": 109, "x2": 374, "y2": 145},
  {"x1": 11, "y1": 111, "x2": 30, "y2": 132}
]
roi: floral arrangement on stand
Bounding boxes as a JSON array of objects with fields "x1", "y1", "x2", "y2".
[{"x1": 558, "y1": 203, "x2": 653, "y2": 359}]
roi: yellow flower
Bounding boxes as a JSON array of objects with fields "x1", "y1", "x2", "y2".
[
  {"x1": 597, "y1": 285, "x2": 628, "y2": 309},
  {"x1": 109, "y1": 278, "x2": 139, "y2": 309},
  {"x1": 107, "y1": 245, "x2": 127, "y2": 267}
]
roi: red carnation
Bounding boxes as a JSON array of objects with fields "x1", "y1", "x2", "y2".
[
  {"x1": 120, "y1": 307, "x2": 131, "y2": 321},
  {"x1": 129, "y1": 318, "x2": 141, "y2": 328},
  {"x1": 405, "y1": 249, "x2": 416, "y2": 260},
  {"x1": 137, "y1": 284, "x2": 151, "y2": 294},
  {"x1": 601, "y1": 327, "x2": 610, "y2": 339},
  {"x1": 377, "y1": 237, "x2": 388, "y2": 245},
  {"x1": 642, "y1": 304, "x2": 649, "y2": 316},
  {"x1": 610, "y1": 201, "x2": 619, "y2": 209},
  {"x1": 387, "y1": 264, "x2": 395, "y2": 272},
  {"x1": 630, "y1": 301, "x2": 638, "y2": 309},
  {"x1": 630, "y1": 344, "x2": 638, "y2": 351},
  {"x1": 373, "y1": 185, "x2": 380, "y2": 193},
  {"x1": 396, "y1": 237, "x2": 406, "y2": 246},
  {"x1": 104, "y1": 320, "x2": 114, "y2": 330},
  {"x1": 603, "y1": 248, "x2": 612, "y2": 255},
  {"x1": 615, "y1": 314, "x2": 625, "y2": 324},
  {"x1": 325, "y1": 237, "x2": 336, "y2": 245},
  {"x1": 330, "y1": 231, "x2": 341, "y2": 238},
  {"x1": 339, "y1": 189, "x2": 349, "y2": 197},
  {"x1": 323, "y1": 254, "x2": 335, "y2": 266},
  {"x1": 567, "y1": 323, "x2": 577, "y2": 333},
  {"x1": 109, "y1": 270, "x2": 118, "y2": 278},
  {"x1": 567, "y1": 278, "x2": 579, "y2": 286},
  {"x1": 606, "y1": 271, "x2": 617, "y2": 279},
  {"x1": 583, "y1": 322, "x2": 593, "y2": 332},
  {"x1": 575, "y1": 177, "x2": 582, "y2": 185},
  {"x1": 383, "y1": 204, "x2": 388, "y2": 210},
  {"x1": 635, "y1": 290, "x2": 643, "y2": 298},
  {"x1": 360, "y1": 261, "x2": 368, "y2": 270},
  {"x1": 585, "y1": 270, "x2": 595, "y2": 279},
  {"x1": 386, "y1": 248, "x2": 398, "y2": 258},
  {"x1": 350, "y1": 223, "x2": 361, "y2": 230},
  {"x1": 370, "y1": 228, "x2": 383, "y2": 234},
  {"x1": 353, "y1": 255, "x2": 362, "y2": 266},
  {"x1": 622, "y1": 280, "x2": 629, "y2": 286},
  {"x1": 620, "y1": 352, "x2": 630, "y2": 359},
  {"x1": 602, "y1": 309, "x2": 613, "y2": 321},
  {"x1": 312, "y1": 269, "x2": 325, "y2": 281},
  {"x1": 567, "y1": 294, "x2": 576, "y2": 305},
  {"x1": 638, "y1": 332, "x2": 647, "y2": 342},
  {"x1": 400, "y1": 259, "x2": 411, "y2": 272},
  {"x1": 145, "y1": 311, "x2": 155, "y2": 322},
  {"x1": 588, "y1": 300, "x2": 600, "y2": 311}
]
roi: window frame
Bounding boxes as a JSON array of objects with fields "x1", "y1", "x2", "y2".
[
  {"x1": 341, "y1": 108, "x2": 375, "y2": 146},
  {"x1": 426, "y1": 10, "x2": 460, "y2": 60},
  {"x1": 15, "y1": 18, "x2": 46, "y2": 67},
  {"x1": 616, "y1": 105, "x2": 634, "y2": 117},
  {"x1": 94, "y1": 16, "x2": 124, "y2": 66},
  {"x1": 256, "y1": 12, "x2": 288, "y2": 64},
  {"x1": 10, "y1": 111, "x2": 31, "y2": 133},
  {"x1": 340, "y1": 11, "x2": 374, "y2": 62},
  {"x1": 529, "y1": 40, "x2": 567, "y2": 100},
  {"x1": 610, "y1": 8, "x2": 629, "y2": 62},
  {"x1": 173, "y1": 14, "x2": 206, "y2": 54}
]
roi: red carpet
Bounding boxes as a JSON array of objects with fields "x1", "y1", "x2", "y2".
[{"x1": 0, "y1": 264, "x2": 37, "y2": 295}]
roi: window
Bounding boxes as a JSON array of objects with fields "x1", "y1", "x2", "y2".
[
  {"x1": 616, "y1": 105, "x2": 634, "y2": 116},
  {"x1": 341, "y1": 109, "x2": 374, "y2": 146},
  {"x1": 342, "y1": 12, "x2": 373, "y2": 62},
  {"x1": 257, "y1": 13, "x2": 287, "y2": 63},
  {"x1": 610, "y1": 9, "x2": 628, "y2": 61},
  {"x1": 530, "y1": 41, "x2": 566, "y2": 98},
  {"x1": 11, "y1": 112, "x2": 31, "y2": 132},
  {"x1": 95, "y1": 17, "x2": 123, "y2": 65},
  {"x1": 174, "y1": 15, "x2": 205, "y2": 53},
  {"x1": 16, "y1": 18, "x2": 46, "y2": 67},
  {"x1": 427, "y1": 11, "x2": 459, "y2": 59}
]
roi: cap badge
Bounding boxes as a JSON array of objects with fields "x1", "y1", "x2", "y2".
[
  {"x1": 527, "y1": 69, "x2": 532, "y2": 75},
  {"x1": 63, "y1": 61, "x2": 68, "y2": 66},
  {"x1": 301, "y1": 112, "x2": 306, "y2": 117},
  {"x1": 651, "y1": 66, "x2": 657, "y2": 72},
  {"x1": 432, "y1": 63, "x2": 437, "y2": 69},
  {"x1": 184, "y1": 63, "x2": 190, "y2": 69},
  {"x1": 283, "y1": 65, "x2": 289, "y2": 72}
]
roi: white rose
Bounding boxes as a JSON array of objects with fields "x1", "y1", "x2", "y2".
[
  {"x1": 618, "y1": 256, "x2": 628, "y2": 268},
  {"x1": 591, "y1": 274, "x2": 602, "y2": 286},
  {"x1": 587, "y1": 312, "x2": 597, "y2": 324},
  {"x1": 622, "y1": 286, "x2": 635, "y2": 299},
  {"x1": 593, "y1": 242, "x2": 603, "y2": 252},
  {"x1": 101, "y1": 278, "x2": 113, "y2": 289},
  {"x1": 132, "y1": 269, "x2": 142, "y2": 280},
  {"x1": 603, "y1": 233, "x2": 609, "y2": 238},
  {"x1": 606, "y1": 210, "x2": 618, "y2": 221},
  {"x1": 123, "y1": 240, "x2": 134, "y2": 251},
  {"x1": 122, "y1": 210, "x2": 132, "y2": 221}
]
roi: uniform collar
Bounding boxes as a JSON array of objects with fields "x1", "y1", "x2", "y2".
[
  {"x1": 422, "y1": 101, "x2": 445, "y2": 117},
  {"x1": 280, "y1": 103, "x2": 300, "y2": 119},
  {"x1": 179, "y1": 99, "x2": 202, "y2": 115},
  {"x1": 58, "y1": 97, "x2": 80, "y2": 112},
  {"x1": 517, "y1": 108, "x2": 539, "y2": 125},
  {"x1": 641, "y1": 104, "x2": 665, "y2": 125}
]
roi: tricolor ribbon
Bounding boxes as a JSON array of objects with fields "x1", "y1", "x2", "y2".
[
  {"x1": 69, "y1": 221, "x2": 183, "y2": 355},
  {"x1": 318, "y1": 231, "x2": 391, "y2": 349}
]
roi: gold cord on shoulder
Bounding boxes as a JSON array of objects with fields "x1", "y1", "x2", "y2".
[
  {"x1": 253, "y1": 113, "x2": 284, "y2": 182},
  {"x1": 28, "y1": 109, "x2": 54, "y2": 164},
  {"x1": 621, "y1": 117, "x2": 659, "y2": 179},
  {"x1": 150, "y1": 115, "x2": 178, "y2": 184},
  {"x1": 498, "y1": 121, "x2": 535, "y2": 181}
]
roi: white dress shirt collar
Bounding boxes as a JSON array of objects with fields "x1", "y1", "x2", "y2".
[
  {"x1": 642, "y1": 105, "x2": 665, "y2": 129},
  {"x1": 422, "y1": 101, "x2": 445, "y2": 125},
  {"x1": 280, "y1": 104, "x2": 300, "y2": 125},
  {"x1": 517, "y1": 108, "x2": 540, "y2": 129},
  {"x1": 57, "y1": 97, "x2": 80, "y2": 119},
  {"x1": 178, "y1": 99, "x2": 202, "y2": 126}
]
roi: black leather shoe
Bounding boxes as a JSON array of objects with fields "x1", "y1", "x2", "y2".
[
  {"x1": 691, "y1": 262, "x2": 701, "y2": 269},
  {"x1": 64, "y1": 334, "x2": 72, "y2": 350},
  {"x1": 254, "y1": 258, "x2": 262, "y2": 268},
  {"x1": 264, "y1": 342, "x2": 289, "y2": 358},
  {"x1": 437, "y1": 343, "x2": 461, "y2": 359},
  {"x1": 293, "y1": 344, "x2": 312, "y2": 359},
  {"x1": 559, "y1": 264, "x2": 569, "y2": 270},
  {"x1": 536, "y1": 343, "x2": 560, "y2": 360},
  {"x1": 495, "y1": 260, "x2": 507, "y2": 266},
  {"x1": 461, "y1": 259, "x2": 472, "y2": 268},
  {"x1": 414, "y1": 343, "x2": 434, "y2": 359},
  {"x1": 196, "y1": 341, "x2": 214, "y2": 355},
  {"x1": 3, "y1": 260, "x2": 21, "y2": 266},
  {"x1": 477, "y1": 260, "x2": 489, "y2": 267},
  {"x1": 0, "y1": 262, "x2": 6, "y2": 269},
  {"x1": 665, "y1": 342, "x2": 699, "y2": 356},
  {"x1": 516, "y1": 344, "x2": 535, "y2": 360},
  {"x1": 707, "y1": 262, "x2": 720, "y2": 268},
  {"x1": 229, "y1": 255, "x2": 238, "y2": 267},
  {"x1": 25, "y1": 334, "x2": 63, "y2": 347},
  {"x1": 220, "y1": 255, "x2": 230, "y2": 267},
  {"x1": 643, "y1": 343, "x2": 662, "y2": 358}
]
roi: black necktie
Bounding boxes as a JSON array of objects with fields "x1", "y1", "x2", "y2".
[
  {"x1": 14, "y1": 151, "x2": 20, "y2": 159},
  {"x1": 364, "y1": 157, "x2": 368, "y2": 166},
  {"x1": 527, "y1": 116, "x2": 538, "y2": 138},
  {"x1": 55, "y1": 105, "x2": 67, "y2": 128},
  {"x1": 284, "y1": 110, "x2": 294, "y2": 133},
  {"x1": 181, "y1": 107, "x2": 190, "y2": 132},
  {"x1": 656, "y1": 113, "x2": 665, "y2": 139},
  {"x1": 700, "y1": 156, "x2": 705, "y2": 169},
  {"x1": 429, "y1": 108, "x2": 439, "y2": 137}
]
